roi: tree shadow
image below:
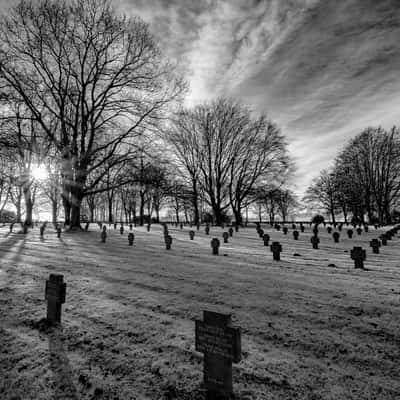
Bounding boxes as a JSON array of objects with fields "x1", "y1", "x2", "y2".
[
  {"x1": 47, "y1": 323, "x2": 80, "y2": 400},
  {"x1": 0, "y1": 234, "x2": 28, "y2": 262},
  {"x1": 27, "y1": 318, "x2": 79, "y2": 399}
]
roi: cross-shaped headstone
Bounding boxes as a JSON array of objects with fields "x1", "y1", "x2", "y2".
[
  {"x1": 195, "y1": 311, "x2": 241, "y2": 400},
  {"x1": 332, "y1": 232, "x2": 340, "y2": 243},
  {"x1": 350, "y1": 246, "x2": 366, "y2": 269},
  {"x1": 310, "y1": 235, "x2": 319, "y2": 249},
  {"x1": 369, "y1": 238, "x2": 380, "y2": 254},
  {"x1": 211, "y1": 238, "x2": 220, "y2": 255},
  {"x1": 347, "y1": 229, "x2": 353, "y2": 238},
  {"x1": 270, "y1": 241, "x2": 282, "y2": 261},
  {"x1": 45, "y1": 274, "x2": 66, "y2": 325}
]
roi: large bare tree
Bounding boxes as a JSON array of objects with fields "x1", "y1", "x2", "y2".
[{"x1": 0, "y1": 0, "x2": 185, "y2": 228}]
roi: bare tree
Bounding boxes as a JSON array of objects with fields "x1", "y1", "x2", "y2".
[{"x1": 0, "y1": 0, "x2": 185, "y2": 228}]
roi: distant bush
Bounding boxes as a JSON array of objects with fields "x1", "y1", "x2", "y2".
[
  {"x1": 0, "y1": 209, "x2": 16, "y2": 222},
  {"x1": 311, "y1": 214, "x2": 325, "y2": 225}
]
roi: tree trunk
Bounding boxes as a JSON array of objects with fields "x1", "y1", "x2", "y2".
[
  {"x1": 23, "y1": 187, "x2": 33, "y2": 226},
  {"x1": 108, "y1": 197, "x2": 113, "y2": 223},
  {"x1": 51, "y1": 200, "x2": 58, "y2": 225},
  {"x1": 139, "y1": 191, "x2": 145, "y2": 226}
]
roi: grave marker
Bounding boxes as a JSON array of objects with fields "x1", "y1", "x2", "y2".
[
  {"x1": 45, "y1": 274, "x2": 66, "y2": 325},
  {"x1": 347, "y1": 229, "x2": 353, "y2": 238},
  {"x1": 327, "y1": 227, "x2": 332, "y2": 234},
  {"x1": 56, "y1": 225, "x2": 61, "y2": 238},
  {"x1": 128, "y1": 232, "x2": 134, "y2": 246},
  {"x1": 101, "y1": 226, "x2": 107, "y2": 243},
  {"x1": 379, "y1": 234, "x2": 387, "y2": 245},
  {"x1": 300, "y1": 223, "x2": 305, "y2": 233},
  {"x1": 350, "y1": 246, "x2": 366, "y2": 269},
  {"x1": 310, "y1": 235, "x2": 319, "y2": 249},
  {"x1": 228, "y1": 227, "x2": 233, "y2": 237},
  {"x1": 293, "y1": 230, "x2": 299, "y2": 240},
  {"x1": 165, "y1": 234, "x2": 172, "y2": 250},
  {"x1": 356, "y1": 227, "x2": 362, "y2": 235},
  {"x1": 258, "y1": 228, "x2": 264, "y2": 238},
  {"x1": 283, "y1": 226, "x2": 288, "y2": 235},
  {"x1": 189, "y1": 230, "x2": 195, "y2": 240},
  {"x1": 370, "y1": 238, "x2": 380, "y2": 254},
  {"x1": 263, "y1": 233, "x2": 270, "y2": 246},
  {"x1": 222, "y1": 232, "x2": 229, "y2": 243},
  {"x1": 270, "y1": 241, "x2": 282, "y2": 261},
  {"x1": 195, "y1": 311, "x2": 241, "y2": 400},
  {"x1": 205, "y1": 225, "x2": 210, "y2": 235},
  {"x1": 332, "y1": 231, "x2": 340, "y2": 243},
  {"x1": 211, "y1": 238, "x2": 220, "y2": 255}
]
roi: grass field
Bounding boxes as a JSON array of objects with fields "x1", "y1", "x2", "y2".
[{"x1": 0, "y1": 223, "x2": 399, "y2": 400}]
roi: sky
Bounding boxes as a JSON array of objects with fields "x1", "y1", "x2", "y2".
[
  {"x1": 116, "y1": 0, "x2": 400, "y2": 196},
  {"x1": 1, "y1": 0, "x2": 399, "y2": 198}
]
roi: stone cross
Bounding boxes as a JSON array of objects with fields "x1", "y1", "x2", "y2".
[
  {"x1": 195, "y1": 311, "x2": 241, "y2": 400},
  {"x1": 332, "y1": 232, "x2": 340, "y2": 243},
  {"x1": 350, "y1": 246, "x2": 366, "y2": 269},
  {"x1": 189, "y1": 230, "x2": 195, "y2": 240},
  {"x1": 310, "y1": 235, "x2": 319, "y2": 249},
  {"x1": 270, "y1": 241, "x2": 282, "y2": 261},
  {"x1": 293, "y1": 230, "x2": 299, "y2": 240},
  {"x1": 128, "y1": 232, "x2": 134, "y2": 246},
  {"x1": 101, "y1": 226, "x2": 107, "y2": 243},
  {"x1": 263, "y1": 233, "x2": 270, "y2": 246},
  {"x1": 370, "y1": 238, "x2": 380, "y2": 254},
  {"x1": 211, "y1": 238, "x2": 220, "y2": 255},
  {"x1": 379, "y1": 234, "x2": 387, "y2": 245},
  {"x1": 347, "y1": 229, "x2": 353, "y2": 238},
  {"x1": 222, "y1": 232, "x2": 229, "y2": 243},
  {"x1": 165, "y1": 234, "x2": 172, "y2": 250},
  {"x1": 45, "y1": 274, "x2": 66, "y2": 325}
]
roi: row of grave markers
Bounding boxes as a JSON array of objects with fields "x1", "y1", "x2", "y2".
[{"x1": 44, "y1": 273, "x2": 240, "y2": 399}]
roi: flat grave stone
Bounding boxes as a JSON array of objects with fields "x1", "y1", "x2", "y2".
[{"x1": 195, "y1": 311, "x2": 241, "y2": 400}]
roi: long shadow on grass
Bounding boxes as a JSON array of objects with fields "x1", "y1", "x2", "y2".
[
  {"x1": 0, "y1": 233, "x2": 28, "y2": 263},
  {"x1": 48, "y1": 325, "x2": 79, "y2": 400}
]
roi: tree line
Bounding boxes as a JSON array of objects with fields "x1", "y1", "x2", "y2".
[
  {"x1": 305, "y1": 126, "x2": 400, "y2": 225},
  {"x1": 0, "y1": 0, "x2": 291, "y2": 228}
]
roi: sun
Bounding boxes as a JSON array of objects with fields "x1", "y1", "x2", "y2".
[{"x1": 31, "y1": 164, "x2": 48, "y2": 181}]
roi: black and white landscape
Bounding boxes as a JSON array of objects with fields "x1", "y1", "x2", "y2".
[{"x1": 0, "y1": 1, "x2": 400, "y2": 400}]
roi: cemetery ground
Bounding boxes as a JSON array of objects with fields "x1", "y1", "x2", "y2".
[{"x1": 0, "y1": 223, "x2": 399, "y2": 400}]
